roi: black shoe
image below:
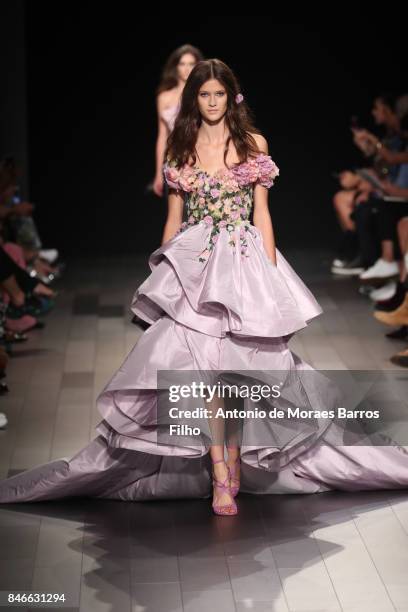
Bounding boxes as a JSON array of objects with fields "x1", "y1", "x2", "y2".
[
  {"x1": 0, "y1": 373, "x2": 9, "y2": 394},
  {"x1": 375, "y1": 282, "x2": 406, "y2": 312},
  {"x1": 0, "y1": 380, "x2": 9, "y2": 394},
  {"x1": 331, "y1": 255, "x2": 364, "y2": 276},
  {"x1": 390, "y1": 349, "x2": 408, "y2": 367},
  {"x1": 386, "y1": 326, "x2": 408, "y2": 340},
  {"x1": 5, "y1": 331, "x2": 28, "y2": 343}
]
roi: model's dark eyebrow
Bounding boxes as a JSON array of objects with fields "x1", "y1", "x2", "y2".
[{"x1": 199, "y1": 89, "x2": 226, "y2": 94}]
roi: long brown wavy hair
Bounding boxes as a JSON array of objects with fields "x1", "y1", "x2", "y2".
[
  {"x1": 166, "y1": 59, "x2": 262, "y2": 168},
  {"x1": 157, "y1": 44, "x2": 204, "y2": 95}
]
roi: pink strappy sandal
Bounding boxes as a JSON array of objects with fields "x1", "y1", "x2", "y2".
[
  {"x1": 227, "y1": 447, "x2": 241, "y2": 497},
  {"x1": 211, "y1": 458, "x2": 237, "y2": 516}
]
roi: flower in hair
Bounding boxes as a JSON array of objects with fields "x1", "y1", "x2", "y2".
[{"x1": 235, "y1": 93, "x2": 244, "y2": 104}]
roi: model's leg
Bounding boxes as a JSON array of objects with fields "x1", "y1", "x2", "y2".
[
  {"x1": 225, "y1": 397, "x2": 242, "y2": 497},
  {"x1": 207, "y1": 392, "x2": 236, "y2": 514}
]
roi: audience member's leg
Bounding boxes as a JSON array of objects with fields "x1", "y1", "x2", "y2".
[
  {"x1": 332, "y1": 190, "x2": 359, "y2": 262},
  {"x1": 397, "y1": 217, "x2": 408, "y2": 282},
  {"x1": 352, "y1": 199, "x2": 381, "y2": 269},
  {"x1": 0, "y1": 246, "x2": 37, "y2": 295},
  {"x1": 333, "y1": 190, "x2": 356, "y2": 232}
]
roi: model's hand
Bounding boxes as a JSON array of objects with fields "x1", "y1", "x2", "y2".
[{"x1": 153, "y1": 175, "x2": 164, "y2": 197}]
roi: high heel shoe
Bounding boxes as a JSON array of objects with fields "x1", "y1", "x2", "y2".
[
  {"x1": 211, "y1": 458, "x2": 237, "y2": 516},
  {"x1": 226, "y1": 447, "x2": 241, "y2": 497}
]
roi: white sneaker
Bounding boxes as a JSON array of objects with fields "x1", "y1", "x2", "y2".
[
  {"x1": 39, "y1": 249, "x2": 59, "y2": 264},
  {"x1": 331, "y1": 256, "x2": 364, "y2": 276},
  {"x1": 0, "y1": 413, "x2": 8, "y2": 428},
  {"x1": 369, "y1": 281, "x2": 397, "y2": 302},
  {"x1": 359, "y1": 258, "x2": 399, "y2": 281}
]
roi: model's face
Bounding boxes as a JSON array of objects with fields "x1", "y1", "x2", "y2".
[
  {"x1": 197, "y1": 79, "x2": 228, "y2": 122},
  {"x1": 177, "y1": 53, "x2": 196, "y2": 82}
]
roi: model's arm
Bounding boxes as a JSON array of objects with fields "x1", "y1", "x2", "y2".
[
  {"x1": 153, "y1": 94, "x2": 170, "y2": 197},
  {"x1": 161, "y1": 189, "x2": 184, "y2": 244},
  {"x1": 252, "y1": 135, "x2": 277, "y2": 265}
]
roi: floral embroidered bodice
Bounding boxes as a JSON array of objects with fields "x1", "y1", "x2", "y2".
[{"x1": 163, "y1": 153, "x2": 279, "y2": 262}]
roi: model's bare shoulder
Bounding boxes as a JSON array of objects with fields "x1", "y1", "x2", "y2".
[
  {"x1": 250, "y1": 133, "x2": 269, "y2": 154},
  {"x1": 157, "y1": 88, "x2": 178, "y2": 110}
]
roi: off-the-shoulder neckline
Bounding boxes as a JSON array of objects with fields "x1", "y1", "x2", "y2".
[{"x1": 187, "y1": 153, "x2": 270, "y2": 179}]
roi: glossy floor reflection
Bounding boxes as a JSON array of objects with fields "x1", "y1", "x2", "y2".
[{"x1": 1, "y1": 491, "x2": 408, "y2": 611}]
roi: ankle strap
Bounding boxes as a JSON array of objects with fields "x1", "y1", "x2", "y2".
[{"x1": 211, "y1": 458, "x2": 225, "y2": 465}]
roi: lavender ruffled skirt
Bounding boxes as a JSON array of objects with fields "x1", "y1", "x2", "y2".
[{"x1": 1, "y1": 224, "x2": 408, "y2": 503}]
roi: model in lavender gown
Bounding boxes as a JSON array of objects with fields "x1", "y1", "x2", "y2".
[{"x1": 1, "y1": 59, "x2": 408, "y2": 513}]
